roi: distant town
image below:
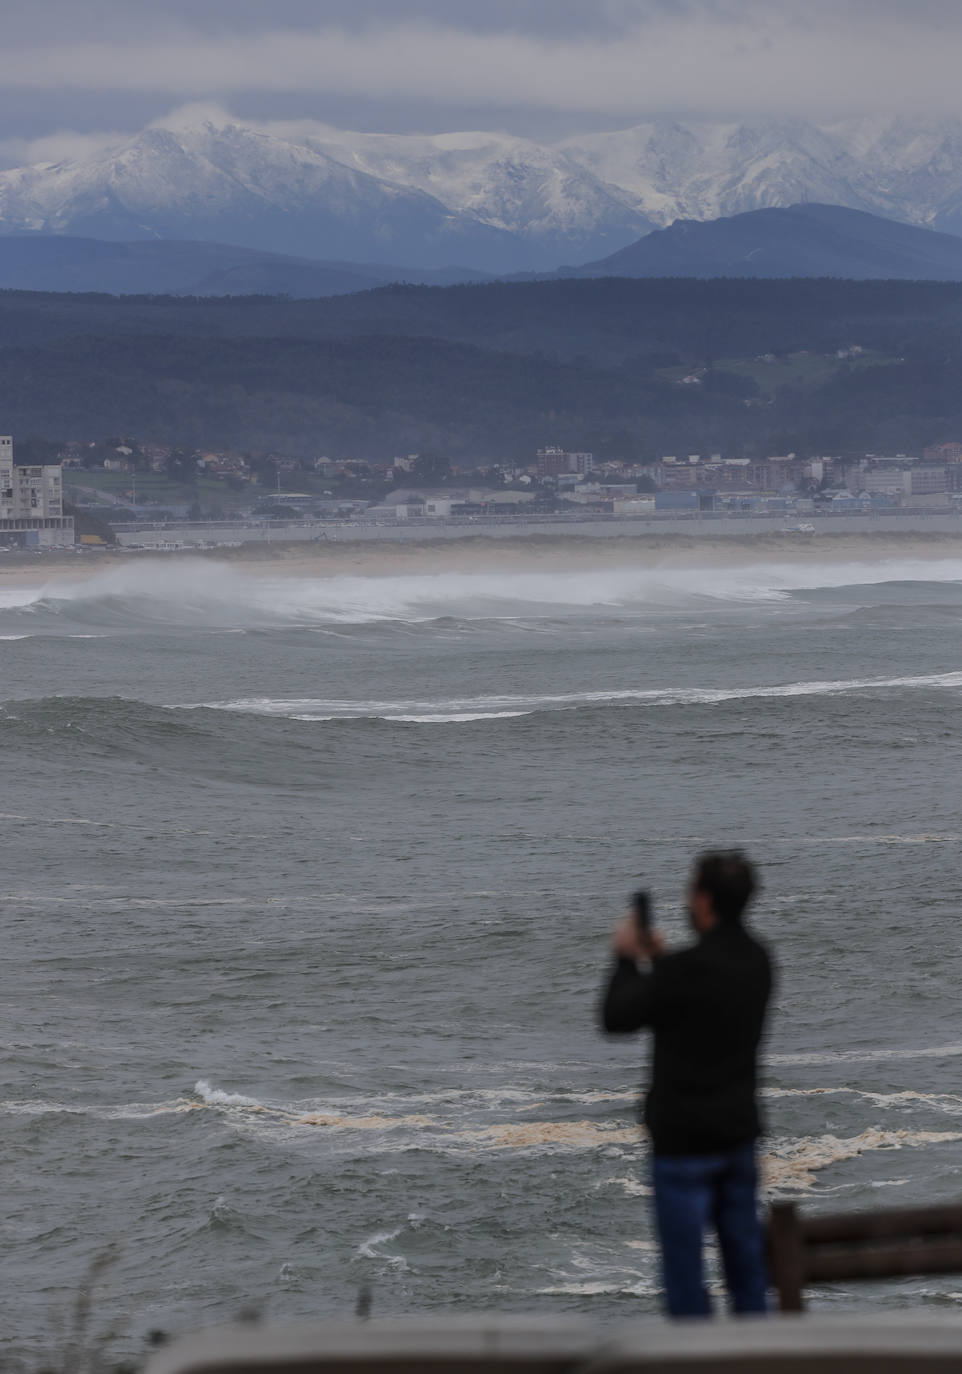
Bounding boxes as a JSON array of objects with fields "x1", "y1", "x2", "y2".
[{"x1": 5, "y1": 434, "x2": 962, "y2": 552}]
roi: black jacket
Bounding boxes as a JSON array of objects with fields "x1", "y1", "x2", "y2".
[{"x1": 601, "y1": 922, "x2": 773, "y2": 1156}]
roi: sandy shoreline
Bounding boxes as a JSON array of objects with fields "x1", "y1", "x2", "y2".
[{"x1": 2, "y1": 530, "x2": 962, "y2": 586}]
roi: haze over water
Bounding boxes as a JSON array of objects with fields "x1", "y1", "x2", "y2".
[{"x1": 3, "y1": 546, "x2": 962, "y2": 1363}]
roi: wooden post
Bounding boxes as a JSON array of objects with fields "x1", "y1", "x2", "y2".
[{"x1": 768, "y1": 1200, "x2": 805, "y2": 1313}]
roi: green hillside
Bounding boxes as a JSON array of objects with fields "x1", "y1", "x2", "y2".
[{"x1": 0, "y1": 279, "x2": 960, "y2": 458}]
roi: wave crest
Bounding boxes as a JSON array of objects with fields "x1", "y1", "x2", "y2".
[
  {"x1": 2, "y1": 555, "x2": 962, "y2": 634},
  {"x1": 181, "y1": 670, "x2": 962, "y2": 724}
]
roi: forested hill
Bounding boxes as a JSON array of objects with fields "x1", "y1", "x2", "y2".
[
  {"x1": 576, "y1": 204, "x2": 962, "y2": 282},
  {"x1": 2, "y1": 278, "x2": 962, "y2": 458},
  {"x1": 2, "y1": 277, "x2": 962, "y2": 361}
]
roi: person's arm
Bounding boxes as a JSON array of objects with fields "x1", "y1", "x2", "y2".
[
  {"x1": 601, "y1": 956, "x2": 658, "y2": 1033},
  {"x1": 599, "y1": 914, "x2": 667, "y2": 1034}
]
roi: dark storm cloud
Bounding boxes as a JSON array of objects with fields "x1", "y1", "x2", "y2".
[{"x1": 2, "y1": 1, "x2": 962, "y2": 156}]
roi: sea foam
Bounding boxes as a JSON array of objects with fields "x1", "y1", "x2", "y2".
[
  {"x1": 3, "y1": 554, "x2": 962, "y2": 634},
  {"x1": 180, "y1": 669, "x2": 962, "y2": 725}
]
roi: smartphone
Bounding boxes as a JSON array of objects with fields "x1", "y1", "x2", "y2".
[{"x1": 631, "y1": 889, "x2": 651, "y2": 936}]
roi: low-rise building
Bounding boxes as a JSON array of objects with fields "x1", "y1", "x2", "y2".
[{"x1": 394, "y1": 498, "x2": 454, "y2": 519}]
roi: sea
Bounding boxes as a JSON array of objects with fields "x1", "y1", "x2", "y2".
[{"x1": 3, "y1": 546, "x2": 962, "y2": 1366}]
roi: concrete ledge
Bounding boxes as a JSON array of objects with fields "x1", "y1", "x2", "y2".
[
  {"x1": 145, "y1": 1317, "x2": 596, "y2": 1374},
  {"x1": 145, "y1": 1313, "x2": 962, "y2": 1374},
  {"x1": 587, "y1": 1314, "x2": 962, "y2": 1370}
]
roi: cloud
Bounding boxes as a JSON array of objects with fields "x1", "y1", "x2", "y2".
[
  {"x1": 0, "y1": 129, "x2": 128, "y2": 169},
  {"x1": 0, "y1": 1, "x2": 695, "y2": 45},
  {"x1": 0, "y1": 4, "x2": 959, "y2": 123}
]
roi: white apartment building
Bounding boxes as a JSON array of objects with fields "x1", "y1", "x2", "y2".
[
  {"x1": 0, "y1": 436, "x2": 75, "y2": 547},
  {"x1": 857, "y1": 465, "x2": 949, "y2": 498},
  {"x1": 859, "y1": 467, "x2": 911, "y2": 496}
]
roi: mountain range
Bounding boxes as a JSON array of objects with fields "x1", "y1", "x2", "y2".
[
  {"x1": 2, "y1": 203, "x2": 962, "y2": 298},
  {"x1": 0, "y1": 116, "x2": 645, "y2": 273},
  {"x1": 0, "y1": 235, "x2": 491, "y2": 297},
  {"x1": 8, "y1": 111, "x2": 962, "y2": 272}
]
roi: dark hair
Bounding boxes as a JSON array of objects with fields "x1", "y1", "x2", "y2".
[{"x1": 692, "y1": 850, "x2": 757, "y2": 924}]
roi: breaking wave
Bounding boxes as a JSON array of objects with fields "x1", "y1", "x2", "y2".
[
  {"x1": 194, "y1": 1079, "x2": 261, "y2": 1108},
  {"x1": 183, "y1": 669, "x2": 962, "y2": 723},
  {"x1": 5, "y1": 662, "x2": 962, "y2": 766},
  {"x1": 2, "y1": 555, "x2": 962, "y2": 634}
]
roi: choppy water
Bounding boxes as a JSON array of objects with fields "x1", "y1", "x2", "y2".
[{"x1": 3, "y1": 549, "x2": 962, "y2": 1364}]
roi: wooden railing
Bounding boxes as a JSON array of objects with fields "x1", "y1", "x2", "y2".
[{"x1": 768, "y1": 1200, "x2": 962, "y2": 1312}]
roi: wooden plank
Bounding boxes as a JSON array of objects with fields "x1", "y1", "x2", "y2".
[
  {"x1": 800, "y1": 1205, "x2": 962, "y2": 1246},
  {"x1": 808, "y1": 1237, "x2": 962, "y2": 1283}
]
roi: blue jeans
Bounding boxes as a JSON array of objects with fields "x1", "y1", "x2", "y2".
[{"x1": 652, "y1": 1142, "x2": 768, "y2": 1318}]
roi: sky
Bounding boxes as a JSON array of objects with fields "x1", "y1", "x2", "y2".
[{"x1": 1, "y1": 0, "x2": 961, "y2": 166}]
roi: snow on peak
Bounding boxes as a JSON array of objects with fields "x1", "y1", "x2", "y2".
[{"x1": 4, "y1": 110, "x2": 962, "y2": 269}]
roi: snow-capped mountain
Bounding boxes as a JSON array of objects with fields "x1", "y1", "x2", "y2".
[
  {"x1": 560, "y1": 116, "x2": 962, "y2": 235},
  {"x1": 0, "y1": 116, "x2": 651, "y2": 271},
  {"x1": 7, "y1": 110, "x2": 962, "y2": 273},
  {"x1": 560, "y1": 120, "x2": 872, "y2": 226},
  {"x1": 828, "y1": 116, "x2": 962, "y2": 235},
  {"x1": 298, "y1": 126, "x2": 653, "y2": 261},
  {"x1": 0, "y1": 120, "x2": 533, "y2": 271}
]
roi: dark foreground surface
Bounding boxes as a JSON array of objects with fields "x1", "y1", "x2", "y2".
[{"x1": 146, "y1": 1314, "x2": 962, "y2": 1374}]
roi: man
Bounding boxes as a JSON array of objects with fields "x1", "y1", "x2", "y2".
[{"x1": 601, "y1": 851, "x2": 773, "y2": 1318}]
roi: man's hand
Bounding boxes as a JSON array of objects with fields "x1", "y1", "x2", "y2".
[{"x1": 612, "y1": 913, "x2": 665, "y2": 963}]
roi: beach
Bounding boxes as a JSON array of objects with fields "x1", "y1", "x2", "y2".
[{"x1": 4, "y1": 528, "x2": 962, "y2": 588}]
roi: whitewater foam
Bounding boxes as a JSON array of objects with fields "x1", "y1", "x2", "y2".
[
  {"x1": 770, "y1": 1043, "x2": 962, "y2": 1066},
  {"x1": 4, "y1": 554, "x2": 962, "y2": 633},
  {"x1": 764, "y1": 1128, "x2": 962, "y2": 1192},
  {"x1": 194, "y1": 1079, "x2": 262, "y2": 1108},
  {"x1": 297, "y1": 1112, "x2": 434, "y2": 1130},
  {"x1": 599, "y1": 1176, "x2": 652, "y2": 1197},
  {"x1": 385, "y1": 710, "x2": 533, "y2": 723},
  {"x1": 10, "y1": 1083, "x2": 960, "y2": 1197},
  {"x1": 534, "y1": 1279, "x2": 657, "y2": 1297},
  {"x1": 357, "y1": 1228, "x2": 409, "y2": 1271},
  {"x1": 473, "y1": 1121, "x2": 639, "y2": 1150},
  {"x1": 182, "y1": 669, "x2": 962, "y2": 724},
  {"x1": 0, "y1": 587, "x2": 43, "y2": 610}
]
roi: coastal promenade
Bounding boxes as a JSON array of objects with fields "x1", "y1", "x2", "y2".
[{"x1": 111, "y1": 509, "x2": 962, "y2": 551}]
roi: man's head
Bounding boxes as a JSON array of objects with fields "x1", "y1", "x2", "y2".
[{"x1": 689, "y1": 850, "x2": 757, "y2": 932}]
